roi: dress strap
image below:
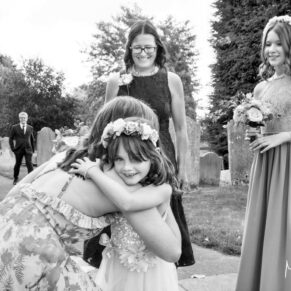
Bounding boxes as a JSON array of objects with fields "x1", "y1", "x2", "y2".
[
  {"x1": 30, "y1": 161, "x2": 75, "y2": 199},
  {"x1": 57, "y1": 174, "x2": 74, "y2": 198},
  {"x1": 162, "y1": 207, "x2": 169, "y2": 220}
]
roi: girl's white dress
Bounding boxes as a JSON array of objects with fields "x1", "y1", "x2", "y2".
[{"x1": 95, "y1": 209, "x2": 179, "y2": 291}]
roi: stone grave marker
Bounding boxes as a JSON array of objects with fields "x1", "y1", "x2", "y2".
[
  {"x1": 169, "y1": 116, "x2": 200, "y2": 188},
  {"x1": 37, "y1": 127, "x2": 55, "y2": 165},
  {"x1": 227, "y1": 120, "x2": 254, "y2": 185},
  {"x1": 200, "y1": 152, "x2": 222, "y2": 186}
]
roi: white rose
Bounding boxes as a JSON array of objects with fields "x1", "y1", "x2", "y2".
[
  {"x1": 118, "y1": 73, "x2": 133, "y2": 86},
  {"x1": 247, "y1": 107, "x2": 263, "y2": 123}
]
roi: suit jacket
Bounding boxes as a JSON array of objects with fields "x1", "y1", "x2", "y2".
[{"x1": 9, "y1": 124, "x2": 35, "y2": 154}]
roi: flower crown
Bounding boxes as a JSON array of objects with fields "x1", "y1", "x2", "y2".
[
  {"x1": 264, "y1": 15, "x2": 291, "y2": 33},
  {"x1": 101, "y1": 118, "x2": 159, "y2": 148}
]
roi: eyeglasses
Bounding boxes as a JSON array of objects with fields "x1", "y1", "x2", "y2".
[{"x1": 130, "y1": 46, "x2": 157, "y2": 54}]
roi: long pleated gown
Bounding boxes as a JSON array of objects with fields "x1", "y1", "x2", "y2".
[{"x1": 236, "y1": 76, "x2": 291, "y2": 291}]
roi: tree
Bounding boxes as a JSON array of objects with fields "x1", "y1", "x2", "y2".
[
  {"x1": 85, "y1": 4, "x2": 199, "y2": 119},
  {"x1": 0, "y1": 56, "x2": 79, "y2": 135},
  {"x1": 0, "y1": 54, "x2": 30, "y2": 136},
  {"x1": 206, "y1": 0, "x2": 291, "y2": 165},
  {"x1": 20, "y1": 58, "x2": 78, "y2": 131}
]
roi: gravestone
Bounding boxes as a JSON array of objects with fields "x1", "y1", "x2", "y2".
[
  {"x1": 37, "y1": 127, "x2": 55, "y2": 166},
  {"x1": 200, "y1": 152, "x2": 222, "y2": 186},
  {"x1": 0, "y1": 137, "x2": 14, "y2": 160},
  {"x1": 220, "y1": 170, "x2": 231, "y2": 186},
  {"x1": 227, "y1": 120, "x2": 254, "y2": 185},
  {"x1": 0, "y1": 137, "x2": 15, "y2": 178},
  {"x1": 169, "y1": 116, "x2": 200, "y2": 188}
]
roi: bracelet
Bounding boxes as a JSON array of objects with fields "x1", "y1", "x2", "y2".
[{"x1": 84, "y1": 165, "x2": 98, "y2": 180}]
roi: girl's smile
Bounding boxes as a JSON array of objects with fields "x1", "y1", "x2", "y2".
[{"x1": 114, "y1": 142, "x2": 151, "y2": 186}]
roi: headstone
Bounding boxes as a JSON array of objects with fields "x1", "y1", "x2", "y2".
[
  {"x1": 169, "y1": 116, "x2": 200, "y2": 188},
  {"x1": 227, "y1": 120, "x2": 254, "y2": 185},
  {"x1": 0, "y1": 137, "x2": 14, "y2": 160},
  {"x1": 0, "y1": 137, "x2": 15, "y2": 178},
  {"x1": 37, "y1": 127, "x2": 55, "y2": 165},
  {"x1": 220, "y1": 170, "x2": 231, "y2": 186},
  {"x1": 199, "y1": 152, "x2": 222, "y2": 186}
]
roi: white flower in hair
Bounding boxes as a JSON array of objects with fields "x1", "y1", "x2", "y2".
[
  {"x1": 113, "y1": 118, "x2": 126, "y2": 136},
  {"x1": 150, "y1": 130, "x2": 159, "y2": 146},
  {"x1": 126, "y1": 121, "x2": 138, "y2": 134},
  {"x1": 101, "y1": 119, "x2": 159, "y2": 148},
  {"x1": 141, "y1": 123, "x2": 153, "y2": 140}
]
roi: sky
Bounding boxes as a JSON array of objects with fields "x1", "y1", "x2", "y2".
[{"x1": 0, "y1": 0, "x2": 216, "y2": 118}]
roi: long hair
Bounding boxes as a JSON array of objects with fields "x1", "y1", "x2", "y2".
[
  {"x1": 59, "y1": 96, "x2": 159, "y2": 172},
  {"x1": 102, "y1": 117, "x2": 177, "y2": 187},
  {"x1": 259, "y1": 18, "x2": 291, "y2": 79},
  {"x1": 124, "y1": 20, "x2": 168, "y2": 71}
]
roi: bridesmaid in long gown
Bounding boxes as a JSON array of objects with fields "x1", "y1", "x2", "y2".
[
  {"x1": 236, "y1": 15, "x2": 291, "y2": 291},
  {"x1": 105, "y1": 19, "x2": 194, "y2": 267}
]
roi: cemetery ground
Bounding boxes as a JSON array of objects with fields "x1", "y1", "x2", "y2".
[{"x1": 184, "y1": 185, "x2": 248, "y2": 256}]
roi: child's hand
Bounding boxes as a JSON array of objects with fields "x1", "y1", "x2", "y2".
[{"x1": 70, "y1": 157, "x2": 101, "y2": 179}]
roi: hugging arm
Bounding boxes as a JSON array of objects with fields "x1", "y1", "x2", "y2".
[
  {"x1": 124, "y1": 208, "x2": 181, "y2": 262},
  {"x1": 70, "y1": 158, "x2": 172, "y2": 212},
  {"x1": 70, "y1": 158, "x2": 181, "y2": 262}
]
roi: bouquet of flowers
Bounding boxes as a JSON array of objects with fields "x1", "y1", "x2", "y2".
[{"x1": 233, "y1": 93, "x2": 273, "y2": 141}]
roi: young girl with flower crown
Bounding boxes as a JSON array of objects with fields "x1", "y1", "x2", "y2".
[
  {"x1": 235, "y1": 15, "x2": 291, "y2": 291},
  {"x1": 71, "y1": 117, "x2": 180, "y2": 291}
]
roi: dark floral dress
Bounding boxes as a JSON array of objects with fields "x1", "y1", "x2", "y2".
[{"x1": 0, "y1": 162, "x2": 111, "y2": 290}]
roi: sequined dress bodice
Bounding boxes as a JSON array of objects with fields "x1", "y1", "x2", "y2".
[
  {"x1": 259, "y1": 76, "x2": 291, "y2": 134},
  {"x1": 118, "y1": 68, "x2": 177, "y2": 169},
  {"x1": 101, "y1": 212, "x2": 167, "y2": 272}
]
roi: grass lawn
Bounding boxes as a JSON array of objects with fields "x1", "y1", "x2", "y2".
[{"x1": 184, "y1": 185, "x2": 248, "y2": 256}]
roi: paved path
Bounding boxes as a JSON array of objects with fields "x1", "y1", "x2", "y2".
[
  {"x1": 0, "y1": 172, "x2": 240, "y2": 291},
  {"x1": 177, "y1": 244, "x2": 239, "y2": 290}
]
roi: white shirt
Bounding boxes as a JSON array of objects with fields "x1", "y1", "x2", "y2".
[{"x1": 21, "y1": 124, "x2": 26, "y2": 134}]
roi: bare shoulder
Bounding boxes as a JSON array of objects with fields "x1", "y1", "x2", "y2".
[
  {"x1": 167, "y1": 71, "x2": 182, "y2": 85},
  {"x1": 167, "y1": 71, "x2": 183, "y2": 97}
]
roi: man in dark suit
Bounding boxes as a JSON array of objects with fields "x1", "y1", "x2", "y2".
[{"x1": 9, "y1": 112, "x2": 35, "y2": 185}]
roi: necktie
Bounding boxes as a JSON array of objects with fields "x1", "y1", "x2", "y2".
[{"x1": 22, "y1": 125, "x2": 25, "y2": 134}]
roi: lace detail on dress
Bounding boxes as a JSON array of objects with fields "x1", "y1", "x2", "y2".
[
  {"x1": 259, "y1": 77, "x2": 291, "y2": 117},
  {"x1": 19, "y1": 183, "x2": 113, "y2": 229},
  {"x1": 258, "y1": 76, "x2": 291, "y2": 133},
  {"x1": 100, "y1": 214, "x2": 157, "y2": 272}
]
